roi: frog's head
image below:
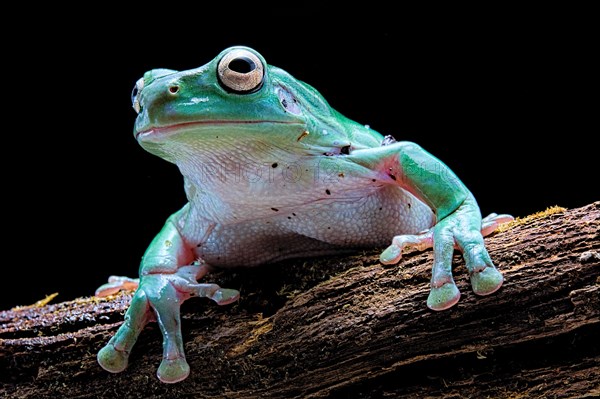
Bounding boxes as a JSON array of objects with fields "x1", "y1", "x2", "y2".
[{"x1": 131, "y1": 46, "x2": 381, "y2": 164}]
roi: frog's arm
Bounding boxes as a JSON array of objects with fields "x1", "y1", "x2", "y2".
[
  {"x1": 349, "y1": 141, "x2": 512, "y2": 311},
  {"x1": 97, "y1": 208, "x2": 239, "y2": 383}
]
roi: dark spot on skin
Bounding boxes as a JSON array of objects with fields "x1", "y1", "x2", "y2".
[
  {"x1": 272, "y1": 162, "x2": 278, "y2": 168},
  {"x1": 216, "y1": 136, "x2": 219, "y2": 139},
  {"x1": 287, "y1": 216, "x2": 292, "y2": 219},
  {"x1": 197, "y1": 243, "x2": 202, "y2": 247},
  {"x1": 379, "y1": 207, "x2": 383, "y2": 211},
  {"x1": 327, "y1": 226, "x2": 331, "y2": 229},
  {"x1": 341, "y1": 145, "x2": 351, "y2": 155},
  {"x1": 408, "y1": 203, "x2": 412, "y2": 209},
  {"x1": 292, "y1": 213, "x2": 297, "y2": 216},
  {"x1": 372, "y1": 179, "x2": 376, "y2": 182},
  {"x1": 388, "y1": 174, "x2": 397, "y2": 181},
  {"x1": 281, "y1": 99, "x2": 288, "y2": 108},
  {"x1": 326, "y1": 189, "x2": 331, "y2": 195},
  {"x1": 338, "y1": 173, "x2": 345, "y2": 178},
  {"x1": 271, "y1": 207, "x2": 279, "y2": 212}
]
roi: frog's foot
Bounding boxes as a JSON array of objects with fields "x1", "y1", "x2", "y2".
[
  {"x1": 379, "y1": 230, "x2": 460, "y2": 311},
  {"x1": 381, "y1": 197, "x2": 512, "y2": 311},
  {"x1": 95, "y1": 275, "x2": 140, "y2": 297},
  {"x1": 97, "y1": 264, "x2": 239, "y2": 383}
]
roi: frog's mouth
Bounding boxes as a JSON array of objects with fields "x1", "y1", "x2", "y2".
[{"x1": 136, "y1": 120, "x2": 301, "y2": 140}]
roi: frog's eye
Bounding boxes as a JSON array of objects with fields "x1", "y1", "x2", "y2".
[
  {"x1": 217, "y1": 49, "x2": 264, "y2": 93},
  {"x1": 131, "y1": 77, "x2": 144, "y2": 114}
]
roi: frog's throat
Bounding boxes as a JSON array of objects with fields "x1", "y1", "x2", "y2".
[{"x1": 136, "y1": 120, "x2": 301, "y2": 140}]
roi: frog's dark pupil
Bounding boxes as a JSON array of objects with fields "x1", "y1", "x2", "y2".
[{"x1": 229, "y1": 57, "x2": 255, "y2": 74}]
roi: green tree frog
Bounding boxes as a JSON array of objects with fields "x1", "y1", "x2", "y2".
[{"x1": 96, "y1": 46, "x2": 513, "y2": 383}]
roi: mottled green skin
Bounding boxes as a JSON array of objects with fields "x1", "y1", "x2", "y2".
[{"x1": 97, "y1": 47, "x2": 511, "y2": 383}]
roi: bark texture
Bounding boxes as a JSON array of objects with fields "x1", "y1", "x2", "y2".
[{"x1": 1, "y1": 202, "x2": 599, "y2": 398}]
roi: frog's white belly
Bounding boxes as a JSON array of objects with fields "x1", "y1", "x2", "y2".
[{"x1": 194, "y1": 185, "x2": 434, "y2": 267}]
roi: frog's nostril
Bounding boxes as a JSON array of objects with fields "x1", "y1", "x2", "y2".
[{"x1": 169, "y1": 86, "x2": 180, "y2": 94}]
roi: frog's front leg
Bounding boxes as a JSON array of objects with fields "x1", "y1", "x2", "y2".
[
  {"x1": 97, "y1": 212, "x2": 239, "y2": 383},
  {"x1": 350, "y1": 142, "x2": 513, "y2": 311}
]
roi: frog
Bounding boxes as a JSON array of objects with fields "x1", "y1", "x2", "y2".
[{"x1": 96, "y1": 46, "x2": 513, "y2": 383}]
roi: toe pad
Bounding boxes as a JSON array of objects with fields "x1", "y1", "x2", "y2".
[
  {"x1": 157, "y1": 358, "x2": 190, "y2": 384},
  {"x1": 97, "y1": 344, "x2": 128, "y2": 373},
  {"x1": 427, "y1": 283, "x2": 461, "y2": 311},
  {"x1": 471, "y1": 267, "x2": 503, "y2": 296}
]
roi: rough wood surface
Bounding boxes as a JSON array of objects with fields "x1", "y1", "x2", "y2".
[{"x1": 1, "y1": 202, "x2": 598, "y2": 399}]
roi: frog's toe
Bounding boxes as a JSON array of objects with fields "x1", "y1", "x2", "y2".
[
  {"x1": 380, "y1": 231, "x2": 434, "y2": 265},
  {"x1": 427, "y1": 283, "x2": 461, "y2": 311},
  {"x1": 185, "y1": 283, "x2": 241, "y2": 306},
  {"x1": 481, "y1": 213, "x2": 514, "y2": 236},
  {"x1": 157, "y1": 358, "x2": 190, "y2": 384},
  {"x1": 380, "y1": 244, "x2": 403, "y2": 264},
  {"x1": 470, "y1": 266, "x2": 503, "y2": 296},
  {"x1": 210, "y1": 288, "x2": 240, "y2": 305},
  {"x1": 95, "y1": 276, "x2": 140, "y2": 297},
  {"x1": 97, "y1": 343, "x2": 129, "y2": 373}
]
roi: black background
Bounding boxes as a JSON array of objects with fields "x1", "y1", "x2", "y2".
[{"x1": 2, "y1": 11, "x2": 596, "y2": 310}]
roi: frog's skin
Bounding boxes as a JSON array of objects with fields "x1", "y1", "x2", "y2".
[{"x1": 96, "y1": 46, "x2": 513, "y2": 383}]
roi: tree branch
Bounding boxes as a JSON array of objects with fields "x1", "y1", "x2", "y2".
[{"x1": 1, "y1": 202, "x2": 598, "y2": 398}]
